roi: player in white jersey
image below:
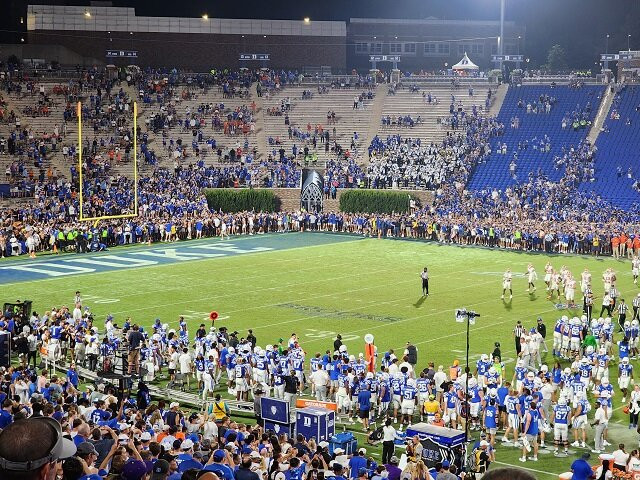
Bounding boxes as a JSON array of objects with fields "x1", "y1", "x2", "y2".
[
  {"x1": 526, "y1": 264, "x2": 538, "y2": 293},
  {"x1": 559, "y1": 265, "x2": 569, "y2": 286},
  {"x1": 544, "y1": 262, "x2": 553, "y2": 290},
  {"x1": 580, "y1": 268, "x2": 592, "y2": 295},
  {"x1": 502, "y1": 269, "x2": 513, "y2": 300},
  {"x1": 603, "y1": 269, "x2": 613, "y2": 294},
  {"x1": 633, "y1": 257, "x2": 640, "y2": 285},
  {"x1": 565, "y1": 276, "x2": 577, "y2": 308},
  {"x1": 548, "y1": 271, "x2": 562, "y2": 300}
]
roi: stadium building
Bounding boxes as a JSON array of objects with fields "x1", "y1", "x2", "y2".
[{"x1": 19, "y1": 4, "x2": 524, "y2": 72}]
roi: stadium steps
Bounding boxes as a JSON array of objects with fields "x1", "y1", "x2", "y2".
[
  {"x1": 363, "y1": 83, "x2": 389, "y2": 154},
  {"x1": 587, "y1": 83, "x2": 614, "y2": 145},
  {"x1": 488, "y1": 83, "x2": 508, "y2": 117},
  {"x1": 253, "y1": 82, "x2": 267, "y2": 160}
]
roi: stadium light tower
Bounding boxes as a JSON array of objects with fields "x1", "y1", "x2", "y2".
[
  {"x1": 202, "y1": 14, "x2": 209, "y2": 20},
  {"x1": 629, "y1": 34, "x2": 631, "y2": 52},
  {"x1": 303, "y1": 17, "x2": 310, "y2": 24},
  {"x1": 499, "y1": 0, "x2": 505, "y2": 70},
  {"x1": 606, "y1": 34, "x2": 610, "y2": 54},
  {"x1": 84, "y1": 11, "x2": 91, "y2": 18}
]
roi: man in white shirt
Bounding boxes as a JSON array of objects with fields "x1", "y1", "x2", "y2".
[
  {"x1": 310, "y1": 364, "x2": 330, "y2": 401},
  {"x1": 433, "y1": 366, "x2": 448, "y2": 402},
  {"x1": 388, "y1": 359, "x2": 400, "y2": 376},
  {"x1": 593, "y1": 399, "x2": 610, "y2": 453},
  {"x1": 179, "y1": 348, "x2": 193, "y2": 390},
  {"x1": 529, "y1": 330, "x2": 542, "y2": 368}
]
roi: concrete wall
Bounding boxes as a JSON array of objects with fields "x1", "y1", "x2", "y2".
[{"x1": 272, "y1": 188, "x2": 435, "y2": 212}]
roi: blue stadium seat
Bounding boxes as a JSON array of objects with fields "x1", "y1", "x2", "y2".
[
  {"x1": 577, "y1": 85, "x2": 640, "y2": 210},
  {"x1": 467, "y1": 85, "x2": 604, "y2": 192}
]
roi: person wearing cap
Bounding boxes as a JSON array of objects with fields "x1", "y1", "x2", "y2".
[
  {"x1": 150, "y1": 459, "x2": 170, "y2": 480},
  {"x1": 121, "y1": 458, "x2": 149, "y2": 480},
  {"x1": 435, "y1": 460, "x2": 456, "y2": 480},
  {"x1": 348, "y1": 448, "x2": 368, "y2": 479},
  {"x1": 76, "y1": 441, "x2": 100, "y2": 475},
  {"x1": 474, "y1": 441, "x2": 491, "y2": 474},
  {"x1": 385, "y1": 456, "x2": 401, "y2": 480},
  {"x1": 0, "y1": 417, "x2": 77, "y2": 480},
  {"x1": 176, "y1": 439, "x2": 203, "y2": 473},
  {"x1": 203, "y1": 449, "x2": 235, "y2": 480}
]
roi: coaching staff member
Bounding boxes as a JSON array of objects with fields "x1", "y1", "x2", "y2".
[
  {"x1": 513, "y1": 321, "x2": 526, "y2": 355},
  {"x1": 421, "y1": 267, "x2": 429, "y2": 296},
  {"x1": 127, "y1": 324, "x2": 145, "y2": 375},
  {"x1": 0, "y1": 417, "x2": 76, "y2": 480}
]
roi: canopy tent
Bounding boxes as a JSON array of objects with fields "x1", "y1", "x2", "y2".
[{"x1": 452, "y1": 53, "x2": 479, "y2": 71}]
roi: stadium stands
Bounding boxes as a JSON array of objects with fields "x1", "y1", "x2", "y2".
[
  {"x1": 467, "y1": 84, "x2": 605, "y2": 191},
  {"x1": 578, "y1": 84, "x2": 640, "y2": 209},
  {"x1": 376, "y1": 83, "x2": 494, "y2": 145},
  {"x1": 262, "y1": 82, "x2": 377, "y2": 164}
]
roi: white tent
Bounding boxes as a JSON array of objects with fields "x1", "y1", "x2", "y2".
[{"x1": 452, "y1": 52, "x2": 479, "y2": 71}]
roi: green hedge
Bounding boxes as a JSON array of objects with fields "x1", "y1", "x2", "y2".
[
  {"x1": 339, "y1": 189, "x2": 414, "y2": 214},
  {"x1": 204, "y1": 189, "x2": 280, "y2": 212}
]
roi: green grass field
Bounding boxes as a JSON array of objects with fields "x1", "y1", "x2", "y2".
[{"x1": 4, "y1": 233, "x2": 637, "y2": 477}]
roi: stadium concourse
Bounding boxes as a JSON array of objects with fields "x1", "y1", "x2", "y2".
[{"x1": 3, "y1": 62, "x2": 640, "y2": 480}]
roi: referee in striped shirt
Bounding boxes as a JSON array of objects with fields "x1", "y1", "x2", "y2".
[
  {"x1": 514, "y1": 321, "x2": 526, "y2": 355},
  {"x1": 633, "y1": 293, "x2": 640, "y2": 321},
  {"x1": 618, "y1": 298, "x2": 629, "y2": 332}
]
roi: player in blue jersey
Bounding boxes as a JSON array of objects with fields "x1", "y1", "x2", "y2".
[
  {"x1": 400, "y1": 379, "x2": 418, "y2": 429},
  {"x1": 443, "y1": 383, "x2": 459, "y2": 430},
  {"x1": 416, "y1": 373, "x2": 431, "y2": 421},
  {"x1": 502, "y1": 389, "x2": 521, "y2": 444},
  {"x1": 483, "y1": 399, "x2": 499, "y2": 447},
  {"x1": 194, "y1": 353, "x2": 206, "y2": 391},
  {"x1": 618, "y1": 357, "x2": 634, "y2": 403},
  {"x1": 520, "y1": 402, "x2": 540, "y2": 463},
  {"x1": 553, "y1": 397, "x2": 571, "y2": 456}
]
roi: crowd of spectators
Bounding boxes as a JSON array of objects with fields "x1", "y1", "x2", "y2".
[{"x1": 2, "y1": 66, "x2": 640, "y2": 258}]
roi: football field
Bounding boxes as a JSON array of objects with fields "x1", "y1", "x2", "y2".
[{"x1": 2, "y1": 232, "x2": 637, "y2": 476}]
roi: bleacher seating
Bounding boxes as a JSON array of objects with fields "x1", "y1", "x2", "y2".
[
  {"x1": 377, "y1": 84, "x2": 493, "y2": 145},
  {"x1": 467, "y1": 85, "x2": 604, "y2": 191},
  {"x1": 137, "y1": 85, "x2": 261, "y2": 165},
  {"x1": 578, "y1": 85, "x2": 640, "y2": 209},
  {"x1": 262, "y1": 85, "x2": 375, "y2": 163}
]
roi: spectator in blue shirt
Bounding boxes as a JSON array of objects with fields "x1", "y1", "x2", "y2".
[
  {"x1": 570, "y1": 453, "x2": 595, "y2": 480},
  {"x1": 348, "y1": 449, "x2": 368, "y2": 479}
]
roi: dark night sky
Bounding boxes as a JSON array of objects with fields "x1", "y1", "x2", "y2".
[{"x1": 4, "y1": 0, "x2": 640, "y2": 67}]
